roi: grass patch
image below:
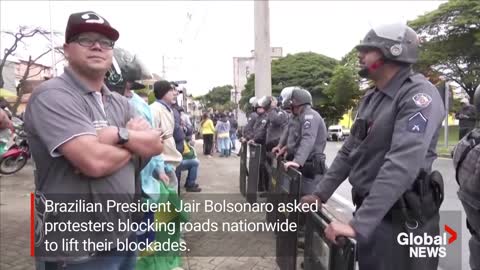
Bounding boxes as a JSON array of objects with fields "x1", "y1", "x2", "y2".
[
  {"x1": 436, "y1": 145, "x2": 454, "y2": 157},
  {"x1": 437, "y1": 125, "x2": 460, "y2": 145},
  {"x1": 436, "y1": 125, "x2": 459, "y2": 157}
]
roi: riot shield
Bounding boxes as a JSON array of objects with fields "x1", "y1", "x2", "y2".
[
  {"x1": 246, "y1": 143, "x2": 262, "y2": 203},
  {"x1": 303, "y1": 209, "x2": 357, "y2": 270},
  {"x1": 239, "y1": 141, "x2": 248, "y2": 197},
  {"x1": 275, "y1": 160, "x2": 302, "y2": 270},
  {"x1": 265, "y1": 151, "x2": 280, "y2": 223}
]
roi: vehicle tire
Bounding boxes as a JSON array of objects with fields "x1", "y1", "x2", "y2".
[{"x1": 0, "y1": 154, "x2": 28, "y2": 175}]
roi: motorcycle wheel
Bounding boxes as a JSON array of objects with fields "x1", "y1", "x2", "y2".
[{"x1": 0, "y1": 154, "x2": 28, "y2": 175}]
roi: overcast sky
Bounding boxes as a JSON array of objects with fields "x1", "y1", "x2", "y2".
[{"x1": 0, "y1": 1, "x2": 445, "y2": 96}]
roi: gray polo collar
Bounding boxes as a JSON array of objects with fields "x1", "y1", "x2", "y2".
[
  {"x1": 378, "y1": 66, "x2": 413, "y2": 99},
  {"x1": 63, "y1": 67, "x2": 112, "y2": 96}
]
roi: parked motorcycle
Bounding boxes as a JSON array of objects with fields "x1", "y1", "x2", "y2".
[{"x1": 0, "y1": 117, "x2": 30, "y2": 175}]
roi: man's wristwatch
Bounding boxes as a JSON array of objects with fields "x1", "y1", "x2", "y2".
[{"x1": 117, "y1": 127, "x2": 129, "y2": 145}]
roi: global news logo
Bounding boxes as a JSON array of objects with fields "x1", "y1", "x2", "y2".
[{"x1": 397, "y1": 225, "x2": 457, "y2": 258}]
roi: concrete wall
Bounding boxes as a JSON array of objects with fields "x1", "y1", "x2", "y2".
[
  {"x1": 232, "y1": 57, "x2": 255, "y2": 103},
  {"x1": 1, "y1": 60, "x2": 17, "y2": 92}
]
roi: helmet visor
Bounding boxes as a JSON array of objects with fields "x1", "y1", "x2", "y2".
[
  {"x1": 113, "y1": 47, "x2": 152, "y2": 81},
  {"x1": 280, "y1": 87, "x2": 295, "y2": 103},
  {"x1": 249, "y1": 96, "x2": 257, "y2": 105},
  {"x1": 372, "y1": 22, "x2": 408, "y2": 42}
]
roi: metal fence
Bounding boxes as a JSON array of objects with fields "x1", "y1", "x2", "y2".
[{"x1": 239, "y1": 144, "x2": 357, "y2": 270}]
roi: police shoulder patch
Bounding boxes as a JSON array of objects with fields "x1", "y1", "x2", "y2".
[
  {"x1": 303, "y1": 120, "x2": 311, "y2": 129},
  {"x1": 412, "y1": 93, "x2": 432, "y2": 108},
  {"x1": 407, "y1": 112, "x2": 428, "y2": 133},
  {"x1": 304, "y1": 114, "x2": 314, "y2": 120}
]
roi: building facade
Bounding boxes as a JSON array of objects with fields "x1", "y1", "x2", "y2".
[{"x1": 232, "y1": 47, "x2": 283, "y2": 103}]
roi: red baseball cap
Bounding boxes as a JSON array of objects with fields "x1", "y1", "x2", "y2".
[{"x1": 65, "y1": 11, "x2": 119, "y2": 43}]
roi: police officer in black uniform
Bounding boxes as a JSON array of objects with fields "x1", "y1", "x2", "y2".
[
  {"x1": 301, "y1": 23, "x2": 445, "y2": 270},
  {"x1": 280, "y1": 87, "x2": 328, "y2": 195},
  {"x1": 272, "y1": 87, "x2": 299, "y2": 159},
  {"x1": 241, "y1": 97, "x2": 259, "y2": 143},
  {"x1": 248, "y1": 96, "x2": 272, "y2": 192},
  {"x1": 455, "y1": 97, "x2": 477, "y2": 139},
  {"x1": 265, "y1": 96, "x2": 288, "y2": 151},
  {"x1": 453, "y1": 84, "x2": 480, "y2": 270},
  {"x1": 249, "y1": 96, "x2": 270, "y2": 145}
]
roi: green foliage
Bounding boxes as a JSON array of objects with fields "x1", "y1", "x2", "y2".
[
  {"x1": 239, "y1": 52, "x2": 340, "y2": 114},
  {"x1": 340, "y1": 48, "x2": 360, "y2": 71},
  {"x1": 323, "y1": 66, "x2": 361, "y2": 125},
  {"x1": 216, "y1": 101, "x2": 237, "y2": 112},
  {"x1": 409, "y1": 0, "x2": 480, "y2": 100},
  {"x1": 135, "y1": 88, "x2": 150, "y2": 96},
  {"x1": 148, "y1": 91, "x2": 156, "y2": 105},
  {"x1": 240, "y1": 74, "x2": 256, "y2": 111},
  {"x1": 239, "y1": 52, "x2": 362, "y2": 124},
  {"x1": 196, "y1": 85, "x2": 234, "y2": 111}
]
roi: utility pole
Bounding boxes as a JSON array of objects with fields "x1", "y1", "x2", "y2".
[
  {"x1": 444, "y1": 82, "x2": 449, "y2": 148},
  {"x1": 233, "y1": 57, "x2": 239, "y2": 120},
  {"x1": 254, "y1": 0, "x2": 272, "y2": 98},
  {"x1": 48, "y1": 0, "x2": 57, "y2": 77}
]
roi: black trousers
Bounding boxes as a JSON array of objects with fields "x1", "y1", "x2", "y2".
[
  {"x1": 258, "y1": 147, "x2": 269, "y2": 192},
  {"x1": 203, "y1": 134, "x2": 214, "y2": 155},
  {"x1": 462, "y1": 200, "x2": 480, "y2": 270}
]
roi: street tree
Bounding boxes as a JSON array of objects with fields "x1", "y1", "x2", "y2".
[
  {"x1": 1, "y1": 26, "x2": 62, "y2": 115},
  {"x1": 240, "y1": 52, "x2": 352, "y2": 122},
  {"x1": 1, "y1": 26, "x2": 60, "y2": 88},
  {"x1": 11, "y1": 49, "x2": 64, "y2": 116},
  {"x1": 195, "y1": 85, "x2": 234, "y2": 111},
  {"x1": 323, "y1": 65, "x2": 361, "y2": 125},
  {"x1": 408, "y1": 0, "x2": 480, "y2": 101}
]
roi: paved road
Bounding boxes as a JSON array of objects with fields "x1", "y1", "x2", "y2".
[{"x1": 0, "y1": 165, "x2": 35, "y2": 269}]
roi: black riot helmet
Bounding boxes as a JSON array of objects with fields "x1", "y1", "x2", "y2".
[
  {"x1": 356, "y1": 23, "x2": 419, "y2": 64},
  {"x1": 281, "y1": 86, "x2": 312, "y2": 108},
  {"x1": 292, "y1": 88, "x2": 312, "y2": 107},
  {"x1": 280, "y1": 87, "x2": 294, "y2": 108},
  {"x1": 249, "y1": 96, "x2": 259, "y2": 110},
  {"x1": 356, "y1": 23, "x2": 419, "y2": 78},
  {"x1": 257, "y1": 96, "x2": 273, "y2": 110},
  {"x1": 105, "y1": 47, "x2": 152, "y2": 94}
]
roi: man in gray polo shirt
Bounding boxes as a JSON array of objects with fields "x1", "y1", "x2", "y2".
[{"x1": 25, "y1": 11, "x2": 163, "y2": 270}]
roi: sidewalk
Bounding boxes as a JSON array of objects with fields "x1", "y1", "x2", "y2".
[
  {"x1": 0, "y1": 141, "x2": 282, "y2": 270},
  {"x1": 0, "y1": 168, "x2": 35, "y2": 269},
  {"x1": 180, "y1": 140, "x2": 280, "y2": 270}
]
